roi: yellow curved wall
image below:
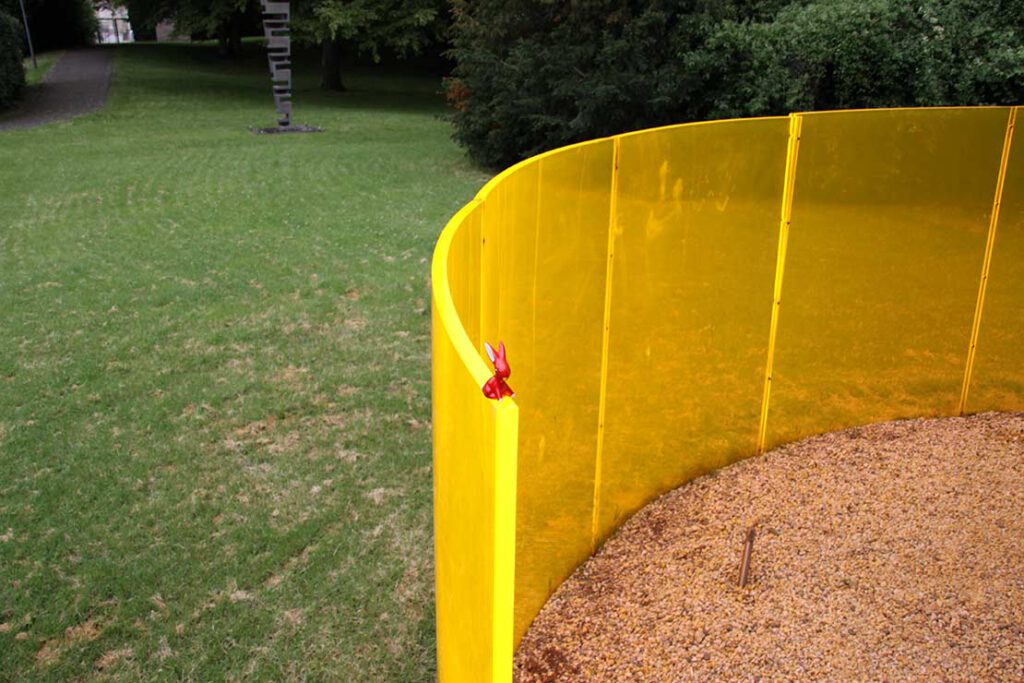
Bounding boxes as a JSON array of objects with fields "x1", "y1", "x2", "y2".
[{"x1": 431, "y1": 107, "x2": 1022, "y2": 683}]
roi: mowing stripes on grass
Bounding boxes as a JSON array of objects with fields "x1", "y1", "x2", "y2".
[{"x1": 0, "y1": 43, "x2": 488, "y2": 682}]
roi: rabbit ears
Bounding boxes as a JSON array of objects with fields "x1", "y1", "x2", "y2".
[{"x1": 484, "y1": 341, "x2": 506, "y2": 364}]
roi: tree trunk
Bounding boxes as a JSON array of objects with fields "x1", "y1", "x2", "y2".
[
  {"x1": 321, "y1": 38, "x2": 346, "y2": 91},
  {"x1": 229, "y1": 13, "x2": 242, "y2": 56},
  {"x1": 217, "y1": 24, "x2": 230, "y2": 57}
]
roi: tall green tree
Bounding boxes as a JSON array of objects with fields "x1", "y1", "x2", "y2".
[
  {"x1": 292, "y1": 0, "x2": 445, "y2": 91},
  {"x1": 123, "y1": 0, "x2": 257, "y2": 55},
  {"x1": 125, "y1": 0, "x2": 446, "y2": 87},
  {"x1": 446, "y1": 0, "x2": 774, "y2": 167}
]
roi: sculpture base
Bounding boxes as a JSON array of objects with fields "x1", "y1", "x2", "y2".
[{"x1": 251, "y1": 124, "x2": 323, "y2": 134}]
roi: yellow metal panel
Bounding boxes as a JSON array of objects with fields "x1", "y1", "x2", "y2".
[
  {"x1": 596, "y1": 118, "x2": 790, "y2": 539},
  {"x1": 477, "y1": 140, "x2": 615, "y2": 644},
  {"x1": 432, "y1": 318, "x2": 497, "y2": 682},
  {"x1": 432, "y1": 201, "x2": 518, "y2": 683},
  {"x1": 969, "y1": 107, "x2": 1024, "y2": 412},
  {"x1": 491, "y1": 399, "x2": 519, "y2": 682},
  {"x1": 432, "y1": 108, "x2": 1024, "y2": 683},
  {"x1": 767, "y1": 107, "x2": 1011, "y2": 449}
]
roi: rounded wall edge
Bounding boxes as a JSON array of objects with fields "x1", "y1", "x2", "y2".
[{"x1": 431, "y1": 198, "x2": 493, "y2": 391}]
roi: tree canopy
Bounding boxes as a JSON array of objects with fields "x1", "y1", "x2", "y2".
[
  {"x1": 292, "y1": 0, "x2": 445, "y2": 89},
  {"x1": 448, "y1": 0, "x2": 1024, "y2": 168},
  {"x1": 293, "y1": 0, "x2": 442, "y2": 59},
  {"x1": 123, "y1": 0, "x2": 258, "y2": 55},
  {"x1": 124, "y1": 0, "x2": 445, "y2": 88},
  {"x1": 2, "y1": 0, "x2": 97, "y2": 51}
]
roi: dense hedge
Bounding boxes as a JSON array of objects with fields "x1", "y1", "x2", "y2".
[
  {"x1": 448, "y1": 0, "x2": 1024, "y2": 168},
  {"x1": 0, "y1": 0, "x2": 97, "y2": 52},
  {"x1": 0, "y1": 10, "x2": 25, "y2": 109}
]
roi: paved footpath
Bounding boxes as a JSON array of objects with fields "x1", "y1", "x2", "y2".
[{"x1": 0, "y1": 48, "x2": 113, "y2": 132}]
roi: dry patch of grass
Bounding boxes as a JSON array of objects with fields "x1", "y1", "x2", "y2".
[
  {"x1": 94, "y1": 647, "x2": 133, "y2": 672},
  {"x1": 36, "y1": 618, "x2": 104, "y2": 666}
]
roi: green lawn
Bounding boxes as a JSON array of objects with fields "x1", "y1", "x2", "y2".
[
  {"x1": 0, "y1": 43, "x2": 488, "y2": 681},
  {"x1": 23, "y1": 50, "x2": 64, "y2": 87}
]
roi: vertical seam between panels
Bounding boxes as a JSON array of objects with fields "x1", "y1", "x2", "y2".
[
  {"x1": 756, "y1": 114, "x2": 803, "y2": 454},
  {"x1": 958, "y1": 107, "x2": 1018, "y2": 415},
  {"x1": 591, "y1": 137, "x2": 620, "y2": 551}
]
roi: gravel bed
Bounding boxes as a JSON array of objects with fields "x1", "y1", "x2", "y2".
[{"x1": 513, "y1": 412, "x2": 1024, "y2": 682}]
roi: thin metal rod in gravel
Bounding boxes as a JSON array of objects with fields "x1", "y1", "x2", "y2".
[{"x1": 738, "y1": 524, "x2": 756, "y2": 587}]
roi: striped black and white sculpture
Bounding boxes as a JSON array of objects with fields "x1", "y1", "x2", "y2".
[{"x1": 261, "y1": 1, "x2": 292, "y2": 127}]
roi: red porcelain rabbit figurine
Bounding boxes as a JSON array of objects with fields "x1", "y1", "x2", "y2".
[{"x1": 482, "y1": 341, "x2": 515, "y2": 400}]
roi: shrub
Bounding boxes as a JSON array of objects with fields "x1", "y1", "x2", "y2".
[
  {"x1": 448, "y1": 0, "x2": 1024, "y2": 168},
  {"x1": 0, "y1": 9, "x2": 25, "y2": 109}
]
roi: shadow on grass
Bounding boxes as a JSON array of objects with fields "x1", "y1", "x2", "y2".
[{"x1": 118, "y1": 42, "x2": 449, "y2": 116}]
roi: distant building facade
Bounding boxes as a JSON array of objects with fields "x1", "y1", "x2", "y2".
[{"x1": 94, "y1": 3, "x2": 133, "y2": 44}]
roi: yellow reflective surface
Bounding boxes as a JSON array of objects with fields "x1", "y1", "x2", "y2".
[
  {"x1": 970, "y1": 109, "x2": 1024, "y2": 411},
  {"x1": 598, "y1": 118, "x2": 789, "y2": 540},
  {"x1": 767, "y1": 108, "x2": 1010, "y2": 448},
  {"x1": 478, "y1": 141, "x2": 615, "y2": 644},
  {"x1": 432, "y1": 107, "x2": 1024, "y2": 683},
  {"x1": 432, "y1": 316, "x2": 497, "y2": 682},
  {"x1": 445, "y1": 201, "x2": 482, "y2": 347},
  {"x1": 432, "y1": 201, "x2": 518, "y2": 683}
]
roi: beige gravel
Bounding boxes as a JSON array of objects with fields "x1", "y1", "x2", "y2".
[{"x1": 513, "y1": 412, "x2": 1024, "y2": 682}]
